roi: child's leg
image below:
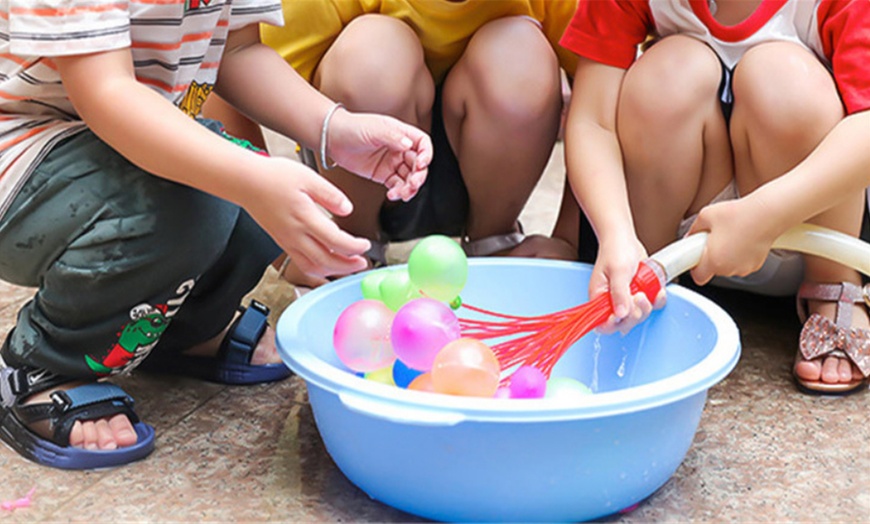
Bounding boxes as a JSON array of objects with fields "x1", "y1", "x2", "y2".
[
  {"x1": 313, "y1": 14, "x2": 434, "y2": 242},
  {"x1": 0, "y1": 130, "x2": 277, "y2": 451},
  {"x1": 440, "y1": 16, "x2": 562, "y2": 249},
  {"x1": 729, "y1": 42, "x2": 866, "y2": 387},
  {"x1": 617, "y1": 35, "x2": 733, "y2": 252},
  {"x1": 276, "y1": 15, "x2": 431, "y2": 289},
  {"x1": 200, "y1": 95, "x2": 268, "y2": 151}
]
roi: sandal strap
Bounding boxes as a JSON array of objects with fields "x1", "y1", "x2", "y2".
[
  {"x1": 365, "y1": 239, "x2": 388, "y2": 268},
  {"x1": 462, "y1": 229, "x2": 525, "y2": 257},
  {"x1": 49, "y1": 383, "x2": 138, "y2": 446},
  {"x1": 2, "y1": 368, "x2": 140, "y2": 447},
  {"x1": 796, "y1": 282, "x2": 870, "y2": 325},
  {"x1": 220, "y1": 300, "x2": 270, "y2": 366},
  {"x1": 2, "y1": 366, "x2": 69, "y2": 400}
]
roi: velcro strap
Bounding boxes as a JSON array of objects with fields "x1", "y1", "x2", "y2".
[
  {"x1": 222, "y1": 301, "x2": 269, "y2": 366},
  {"x1": 45, "y1": 382, "x2": 138, "y2": 446},
  {"x1": 51, "y1": 383, "x2": 133, "y2": 413},
  {"x1": 462, "y1": 231, "x2": 525, "y2": 257}
]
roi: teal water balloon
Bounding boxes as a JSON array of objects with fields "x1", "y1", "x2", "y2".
[{"x1": 408, "y1": 235, "x2": 468, "y2": 302}]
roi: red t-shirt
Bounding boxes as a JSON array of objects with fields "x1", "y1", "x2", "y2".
[{"x1": 561, "y1": 0, "x2": 870, "y2": 114}]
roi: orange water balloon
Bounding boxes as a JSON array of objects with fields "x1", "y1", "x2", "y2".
[{"x1": 431, "y1": 338, "x2": 500, "y2": 397}]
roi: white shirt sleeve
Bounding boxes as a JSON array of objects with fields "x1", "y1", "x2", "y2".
[
  {"x1": 7, "y1": 0, "x2": 131, "y2": 57},
  {"x1": 228, "y1": 0, "x2": 284, "y2": 31}
]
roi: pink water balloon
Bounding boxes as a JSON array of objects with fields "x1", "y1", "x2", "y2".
[
  {"x1": 391, "y1": 298, "x2": 461, "y2": 371},
  {"x1": 333, "y1": 299, "x2": 396, "y2": 372},
  {"x1": 494, "y1": 387, "x2": 512, "y2": 399}
]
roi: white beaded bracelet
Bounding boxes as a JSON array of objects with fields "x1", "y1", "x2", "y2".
[{"x1": 319, "y1": 102, "x2": 344, "y2": 171}]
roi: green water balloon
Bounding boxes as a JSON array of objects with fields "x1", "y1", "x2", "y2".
[
  {"x1": 360, "y1": 269, "x2": 389, "y2": 301},
  {"x1": 408, "y1": 235, "x2": 468, "y2": 303},
  {"x1": 379, "y1": 268, "x2": 421, "y2": 311}
]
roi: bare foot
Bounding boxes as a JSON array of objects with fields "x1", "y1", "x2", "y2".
[
  {"x1": 506, "y1": 234, "x2": 578, "y2": 261},
  {"x1": 24, "y1": 383, "x2": 138, "y2": 450},
  {"x1": 182, "y1": 312, "x2": 283, "y2": 366},
  {"x1": 794, "y1": 299, "x2": 868, "y2": 385},
  {"x1": 276, "y1": 255, "x2": 330, "y2": 291}
]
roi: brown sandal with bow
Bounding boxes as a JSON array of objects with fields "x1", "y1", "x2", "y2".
[{"x1": 794, "y1": 281, "x2": 870, "y2": 395}]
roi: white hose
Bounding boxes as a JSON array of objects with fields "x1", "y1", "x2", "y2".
[{"x1": 648, "y1": 223, "x2": 870, "y2": 282}]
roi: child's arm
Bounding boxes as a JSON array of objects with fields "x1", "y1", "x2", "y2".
[
  {"x1": 565, "y1": 57, "x2": 652, "y2": 328},
  {"x1": 508, "y1": 183, "x2": 579, "y2": 260},
  {"x1": 213, "y1": 25, "x2": 431, "y2": 203},
  {"x1": 55, "y1": 48, "x2": 370, "y2": 279},
  {"x1": 688, "y1": 110, "x2": 870, "y2": 285}
]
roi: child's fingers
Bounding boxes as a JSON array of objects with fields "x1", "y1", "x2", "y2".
[
  {"x1": 608, "y1": 269, "x2": 635, "y2": 321},
  {"x1": 618, "y1": 293, "x2": 653, "y2": 335},
  {"x1": 414, "y1": 133, "x2": 434, "y2": 167},
  {"x1": 383, "y1": 175, "x2": 419, "y2": 202},
  {"x1": 653, "y1": 289, "x2": 667, "y2": 310},
  {"x1": 412, "y1": 168, "x2": 427, "y2": 185},
  {"x1": 595, "y1": 315, "x2": 620, "y2": 335},
  {"x1": 303, "y1": 169, "x2": 354, "y2": 217},
  {"x1": 307, "y1": 215, "x2": 371, "y2": 259},
  {"x1": 690, "y1": 262, "x2": 715, "y2": 287},
  {"x1": 289, "y1": 231, "x2": 369, "y2": 279},
  {"x1": 396, "y1": 161, "x2": 411, "y2": 179},
  {"x1": 685, "y1": 216, "x2": 712, "y2": 285}
]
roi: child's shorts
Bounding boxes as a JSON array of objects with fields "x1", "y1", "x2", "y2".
[{"x1": 300, "y1": 87, "x2": 468, "y2": 243}]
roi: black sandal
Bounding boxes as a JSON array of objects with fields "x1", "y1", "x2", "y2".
[
  {"x1": 0, "y1": 366, "x2": 155, "y2": 469},
  {"x1": 139, "y1": 300, "x2": 291, "y2": 385}
]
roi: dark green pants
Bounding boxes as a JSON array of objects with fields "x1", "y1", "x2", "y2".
[{"x1": 0, "y1": 124, "x2": 279, "y2": 378}]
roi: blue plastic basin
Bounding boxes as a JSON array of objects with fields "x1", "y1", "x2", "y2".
[{"x1": 276, "y1": 259, "x2": 740, "y2": 522}]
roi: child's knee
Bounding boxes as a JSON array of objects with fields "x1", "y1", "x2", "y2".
[
  {"x1": 733, "y1": 42, "x2": 843, "y2": 136},
  {"x1": 317, "y1": 15, "x2": 433, "y2": 121},
  {"x1": 451, "y1": 18, "x2": 561, "y2": 126},
  {"x1": 621, "y1": 35, "x2": 721, "y2": 124}
]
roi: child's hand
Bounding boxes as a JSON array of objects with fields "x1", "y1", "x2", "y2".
[
  {"x1": 326, "y1": 108, "x2": 433, "y2": 202},
  {"x1": 687, "y1": 197, "x2": 778, "y2": 286},
  {"x1": 590, "y1": 235, "x2": 664, "y2": 335},
  {"x1": 245, "y1": 156, "x2": 373, "y2": 279}
]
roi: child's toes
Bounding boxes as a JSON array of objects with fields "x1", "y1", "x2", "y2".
[
  {"x1": 109, "y1": 414, "x2": 138, "y2": 448},
  {"x1": 80, "y1": 420, "x2": 99, "y2": 450},
  {"x1": 820, "y1": 356, "x2": 842, "y2": 383},
  {"x1": 95, "y1": 419, "x2": 118, "y2": 450},
  {"x1": 793, "y1": 358, "x2": 822, "y2": 381},
  {"x1": 69, "y1": 420, "x2": 84, "y2": 448},
  {"x1": 836, "y1": 358, "x2": 855, "y2": 382}
]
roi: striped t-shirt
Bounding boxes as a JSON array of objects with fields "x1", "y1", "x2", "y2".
[{"x1": 0, "y1": 0, "x2": 283, "y2": 220}]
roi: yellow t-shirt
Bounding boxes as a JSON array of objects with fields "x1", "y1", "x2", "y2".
[{"x1": 262, "y1": 0, "x2": 579, "y2": 85}]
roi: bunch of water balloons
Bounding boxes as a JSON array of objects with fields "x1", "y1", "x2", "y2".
[{"x1": 332, "y1": 235, "x2": 592, "y2": 400}]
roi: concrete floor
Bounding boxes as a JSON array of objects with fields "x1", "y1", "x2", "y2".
[{"x1": 0, "y1": 139, "x2": 867, "y2": 522}]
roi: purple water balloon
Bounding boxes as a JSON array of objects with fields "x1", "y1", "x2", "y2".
[
  {"x1": 391, "y1": 297, "x2": 461, "y2": 371},
  {"x1": 508, "y1": 365, "x2": 547, "y2": 399}
]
